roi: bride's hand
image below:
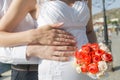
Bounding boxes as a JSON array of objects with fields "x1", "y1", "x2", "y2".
[
  {"x1": 26, "y1": 45, "x2": 76, "y2": 62},
  {"x1": 30, "y1": 23, "x2": 76, "y2": 46}
]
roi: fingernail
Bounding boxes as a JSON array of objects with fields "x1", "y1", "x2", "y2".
[{"x1": 57, "y1": 22, "x2": 64, "y2": 26}]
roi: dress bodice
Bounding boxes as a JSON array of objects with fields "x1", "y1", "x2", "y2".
[
  {"x1": 38, "y1": 1, "x2": 92, "y2": 80},
  {"x1": 38, "y1": 0, "x2": 89, "y2": 29},
  {"x1": 37, "y1": 0, "x2": 90, "y2": 48}
]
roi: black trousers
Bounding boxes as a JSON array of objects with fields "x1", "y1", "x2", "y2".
[{"x1": 11, "y1": 69, "x2": 38, "y2": 80}]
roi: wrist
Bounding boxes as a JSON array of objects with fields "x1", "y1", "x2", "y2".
[
  {"x1": 26, "y1": 29, "x2": 37, "y2": 44},
  {"x1": 26, "y1": 44, "x2": 41, "y2": 60},
  {"x1": 28, "y1": 29, "x2": 42, "y2": 44},
  {"x1": 26, "y1": 45, "x2": 33, "y2": 60}
]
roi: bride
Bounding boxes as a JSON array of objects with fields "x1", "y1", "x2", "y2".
[
  {"x1": 0, "y1": 0, "x2": 97, "y2": 80},
  {"x1": 37, "y1": 0, "x2": 96, "y2": 80}
]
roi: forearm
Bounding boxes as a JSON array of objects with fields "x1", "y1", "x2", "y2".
[
  {"x1": 87, "y1": 0, "x2": 97, "y2": 43},
  {"x1": 0, "y1": 30, "x2": 34, "y2": 47},
  {"x1": 87, "y1": 30, "x2": 97, "y2": 43}
]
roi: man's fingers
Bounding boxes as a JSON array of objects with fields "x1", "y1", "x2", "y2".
[
  {"x1": 53, "y1": 51, "x2": 74, "y2": 57},
  {"x1": 50, "y1": 56, "x2": 69, "y2": 62},
  {"x1": 53, "y1": 46, "x2": 77, "y2": 51},
  {"x1": 56, "y1": 33, "x2": 75, "y2": 39},
  {"x1": 52, "y1": 41, "x2": 70, "y2": 46},
  {"x1": 54, "y1": 37, "x2": 76, "y2": 43}
]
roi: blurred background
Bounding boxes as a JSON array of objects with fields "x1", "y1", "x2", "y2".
[
  {"x1": 92, "y1": 0, "x2": 120, "y2": 43},
  {"x1": 92, "y1": 0, "x2": 120, "y2": 79}
]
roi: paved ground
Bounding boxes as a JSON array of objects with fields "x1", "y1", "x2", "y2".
[
  {"x1": 102, "y1": 32, "x2": 120, "y2": 80},
  {"x1": 0, "y1": 32, "x2": 120, "y2": 80}
]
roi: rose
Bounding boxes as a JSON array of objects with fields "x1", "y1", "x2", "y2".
[
  {"x1": 81, "y1": 64, "x2": 88, "y2": 73},
  {"x1": 99, "y1": 43, "x2": 110, "y2": 52},
  {"x1": 92, "y1": 55, "x2": 101, "y2": 63},
  {"x1": 75, "y1": 50, "x2": 86, "y2": 59},
  {"x1": 89, "y1": 51, "x2": 95, "y2": 56},
  {"x1": 101, "y1": 53, "x2": 112, "y2": 62},
  {"x1": 76, "y1": 59, "x2": 84, "y2": 65},
  {"x1": 74, "y1": 50, "x2": 80, "y2": 59},
  {"x1": 88, "y1": 63, "x2": 99, "y2": 74},
  {"x1": 90, "y1": 43, "x2": 99, "y2": 51},
  {"x1": 75, "y1": 50, "x2": 92, "y2": 65},
  {"x1": 95, "y1": 49, "x2": 105, "y2": 56},
  {"x1": 98, "y1": 61, "x2": 108, "y2": 71},
  {"x1": 80, "y1": 53, "x2": 91, "y2": 65},
  {"x1": 81, "y1": 45, "x2": 90, "y2": 54}
]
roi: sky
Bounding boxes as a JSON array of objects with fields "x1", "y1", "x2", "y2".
[{"x1": 92, "y1": 0, "x2": 120, "y2": 15}]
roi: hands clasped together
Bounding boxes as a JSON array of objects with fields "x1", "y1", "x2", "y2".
[{"x1": 27, "y1": 23, "x2": 77, "y2": 62}]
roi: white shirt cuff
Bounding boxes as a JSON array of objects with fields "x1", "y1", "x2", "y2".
[
  {"x1": 12, "y1": 46, "x2": 39, "y2": 64},
  {"x1": 0, "y1": 46, "x2": 39, "y2": 64}
]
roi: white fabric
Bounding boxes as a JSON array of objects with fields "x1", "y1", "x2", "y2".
[
  {"x1": 37, "y1": 0, "x2": 92, "y2": 80},
  {"x1": 0, "y1": 0, "x2": 4, "y2": 18},
  {"x1": 0, "y1": 0, "x2": 38, "y2": 64},
  {"x1": 0, "y1": 46, "x2": 39, "y2": 64}
]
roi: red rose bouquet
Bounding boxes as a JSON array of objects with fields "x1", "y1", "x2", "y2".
[{"x1": 74, "y1": 43, "x2": 113, "y2": 79}]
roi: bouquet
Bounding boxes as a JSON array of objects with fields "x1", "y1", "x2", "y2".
[{"x1": 74, "y1": 43, "x2": 113, "y2": 79}]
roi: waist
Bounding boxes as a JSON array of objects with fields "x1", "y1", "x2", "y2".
[{"x1": 12, "y1": 64, "x2": 38, "y2": 71}]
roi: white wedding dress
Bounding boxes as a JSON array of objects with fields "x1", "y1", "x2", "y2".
[{"x1": 37, "y1": 0, "x2": 93, "y2": 80}]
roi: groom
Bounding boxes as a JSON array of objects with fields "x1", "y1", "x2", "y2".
[{"x1": 0, "y1": 1, "x2": 76, "y2": 80}]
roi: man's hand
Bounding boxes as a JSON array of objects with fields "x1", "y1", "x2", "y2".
[
  {"x1": 26, "y1": 45, "x2": 76, "y2": 62},
  {"x1": 30, "y1": 23, "x2": 76, "y2": 46}
]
